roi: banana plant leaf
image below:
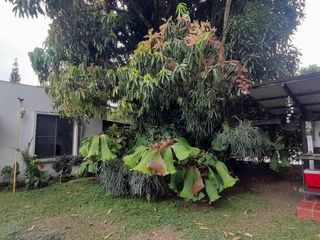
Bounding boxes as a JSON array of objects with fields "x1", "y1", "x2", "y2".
[
  {"x1": 208, "y1": 167, "x2": 224, "y2": 193},
  {"x1": 77, "y1": 161, "x2": 89, "y2": 176},
  {"x1": 179, "y1": 167, "x2": 205, "y2": 201},
  {"x1": 162, "y1": 148, "x2": 176, "y2": 174},
  {"x1": 175, "y1": 137, "x2": 200, "y2": 156},
  {"x1": 87, "y1": 135, "x2": 100, "y2": 158},
  {"x1": 171, "y1": 141, "x2": 191, "y2": 161},
  {"x1": 215, "y1": 161, "x2": 237, "y2": 188},
  {"x1": 100, "y1": 135, "x2": 116, "y2": 161},
  {"x1": 211, "y1": 121, "x2": 230, "y2": 152},
  {"x1": 123, "y1": 145, "x2": 147, "y2": 168},
  {"x1": 147, "y1": 152, "x2": 169, "y2": 176},
  {"x1": 133, "y1": 150, "x2": 157, "y2": 175},
  {"x1": 205, "y1": 179, "x2": 221, "y2": 203},
  {"x1": 169, "y1": 168, "x2": 186, "y2": 192},
  {"x1": 79, "y1": 137, "x2": 91, "y2": 157}
]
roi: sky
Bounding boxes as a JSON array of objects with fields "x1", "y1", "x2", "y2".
[{"x1": 0, "y1": 1, "x2": 319, "y2": 86}]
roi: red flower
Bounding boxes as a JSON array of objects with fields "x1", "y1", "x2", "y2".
[{"x1": 38, "y1": 164, "x2": 45, "y2": 169}]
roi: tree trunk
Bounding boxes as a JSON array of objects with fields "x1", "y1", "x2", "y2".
[{"x1": 221, "y1": 0, "x2": 232, "y2": 45}]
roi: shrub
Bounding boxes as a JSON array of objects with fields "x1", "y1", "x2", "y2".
[
  {"x1": 52, "y1": 155, "x2": 83, "y2": 179},
  {"x1": 1, "y1": 163, "x2": 20, "y2": 183},
  {"x1": 20, "y1": 142, "x2": 49, "y2": 189},
  {"x1": 128, "y1": 171, "x2": 167, "y2": 201},
  {"x1": 99, "y1": 158, "x2": 129, "y2": 196}
]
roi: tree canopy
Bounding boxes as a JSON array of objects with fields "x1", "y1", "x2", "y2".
[
  {"x1": 7, "y1": 0, "x2": 305, "y2": 84},
  {"x1": 299, "y1": 64, "x2": 320, "y2": 75}
]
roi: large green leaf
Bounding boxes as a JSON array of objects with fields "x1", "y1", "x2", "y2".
[
  {"x1": 147, "y1": 152, "x2": 169, "y2": 176},
  {"x1": 87, "y1": 135, "x2": 100, "y2": 158},
  {"x1": 211, "y1": 132, "x2": 228, "y2": 151},
  {"x1": 215, "y1": 161, "x2": 237, "y2": 189},
  {"x1": 162, "y1": 148, "x2": 176, "y2": 174},
  {"x1": 208, "y1": 167, "x2": 224, "y2": 193},
  {"x1": 179, "y1": 167, "x2": 205, "y2": 201},
  {"x1": 100, "y1": 135, "x2": 116, "y2": 161},
  {"x1": 171, "y1": 141, "x2": 191, "y2": 161},
  {"x1": 133, "y1": 150, "x2": 157, "y2": 175},
  {"x1": 169, "y1": 168, "x2": 186, "y2": 192},
  {"x1": 79, "y1": 137, "x2": 90, "y2": 157},
  {"x1": 77, "y1": 161, "x2": 89, "y2": 177},
  {"x1": 175, "y1": 137, "x2": 200, "y2": 156},
  {"x1": 123, "y1": 145, "x2": 147, "y2": 168},
  {"x1": 205, "y1": 179, "x2": 221, "y2": 203}
]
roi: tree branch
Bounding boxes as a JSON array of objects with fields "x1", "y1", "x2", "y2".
[{"x1": 222, "y1": 0, "x2": 232, "y2": 45}]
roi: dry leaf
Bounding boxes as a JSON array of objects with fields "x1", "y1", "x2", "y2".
[
  {"x1": 104, "y1": 233, "x2": 112, "y2": 239},
  {"x1": 223, "y1": 231, "x2": 228, "y2": 237},
  {"x1": 27, "y1": 226, "x2": 35, "y2": 231},
  {"x1": 244, "y1": 233, "x2": 253, "y2": 237},
  {"x1": 152, "y1": 232, "x2": 158, "y2": 236},
  {"x1": 228, "y1": 232, "x2": 235, "y2": 236},
  {"x1": 107, "y1": 209, "x2": 112, "y2": 215},
  {"x1": 200, "y1": 226, "x2": 209, "y2": 230},
  {"x1": 232, "y1": 237, "x2": 241, "y2": 240}
]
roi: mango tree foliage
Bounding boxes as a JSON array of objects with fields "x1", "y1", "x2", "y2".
[
  {"x1": 117, "y1": 17, "x2": 249, "y2": 144},
  {"x1": 49, "y1": 63, "x2": 118, "y2": 121},
  {"x1": 226, "y1": 2, "x2": 304, "y2": 83},
  {"x1": 78, "y1": 134, "x2": 122, "y2": 176},
  {"x1": 124, "y1": 137, "x2": 237, "y2": 203}
]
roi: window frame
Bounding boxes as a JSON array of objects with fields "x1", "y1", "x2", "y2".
[{"x1": 32, "y1": 112, "x2": 74, "y2": 162}]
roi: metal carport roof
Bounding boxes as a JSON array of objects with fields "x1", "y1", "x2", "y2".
[{"x1": 250, "y1": 72, "x2": 320, "y2": 119}]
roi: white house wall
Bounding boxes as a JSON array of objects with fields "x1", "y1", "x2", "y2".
[{"x1": 0, "y1": 81, "x2": 102, "y2": 181}]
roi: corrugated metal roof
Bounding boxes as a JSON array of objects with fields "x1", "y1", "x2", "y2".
[{"x1": 250, "y1": 72, "x2": 320, "y2": 118}]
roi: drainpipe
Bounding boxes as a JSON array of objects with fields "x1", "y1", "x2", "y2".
[{"x1": 72, "y1": 121, "x2": 79, "y2": 156}]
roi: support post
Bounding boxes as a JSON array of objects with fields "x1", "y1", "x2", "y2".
[
  {"x1": 72, "y1": 121, "x2": 79, "y2": 156},
  {"x1": 305, "y1": 121, "x2": 314, "y2": 169},
  {"x1": 13, "y1": 98, "x2": 24, "y2": 194}
]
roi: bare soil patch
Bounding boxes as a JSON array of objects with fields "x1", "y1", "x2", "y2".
[
  {"x1": 129, "y1": 226, "x2": 184, "y2": 240},
  {"x1": 12, "y1": 216, "x2": 118, "y2": 240}
]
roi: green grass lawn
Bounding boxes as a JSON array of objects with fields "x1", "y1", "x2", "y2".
[{"x1": 0, "y1": 178, "x2": 319, "y2": 240}]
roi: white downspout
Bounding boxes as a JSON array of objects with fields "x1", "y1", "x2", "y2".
[{"x1": 72, "y1": 121, "x2": 79, "y2": 156}]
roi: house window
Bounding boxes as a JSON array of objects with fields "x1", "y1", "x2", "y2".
[{"x1": 35, "y1": 114, "x2": 73, "y2": 159}]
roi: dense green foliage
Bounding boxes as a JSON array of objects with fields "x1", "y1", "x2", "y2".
[
  {"x1": 5, "y1": 1, "x2": 301, "y2": 203},
  {"x1": 299, "y1": 64, "x2": 320, "y2": 75},
  {"x1": 7, "y1": 0, "x2": 304, "y2": 86},
  {"x1": 52, "y1": 155, "x2": 83, "y2": 179},
  {"x1": 226, "y1": 1, "x2": 304, "y2": 82},
  {"x1": 0, "y1": 163, "x2": 20, "y2": 183},
  {"x1": 117, "y1": 16, "x2": 249, "y2": 144},
  {"x1": 78, "y1": 134, "x2": 122, "y2": 176},
  {"x1": 212, "y1": 121, "x2": 290, "y2": 171},
  {"x1": 20, "y1": 143, "x2": 49, "y2": 189},
  {"x1": 124, "y1": 137, "x2": 237, "y2": 203}
]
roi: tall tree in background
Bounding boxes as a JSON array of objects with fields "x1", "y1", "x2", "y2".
[{"x1": 9, "y1": 58, "x2": 21, "y2": 84}]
